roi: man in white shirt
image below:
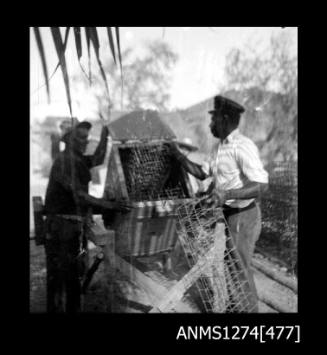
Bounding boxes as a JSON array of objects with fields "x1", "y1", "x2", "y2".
[{"x1": 170, "y1": 95, "x2": 269, "y2": 312}]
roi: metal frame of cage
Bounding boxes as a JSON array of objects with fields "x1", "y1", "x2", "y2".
[
  {"x1": 175, "y1": 197, "x2": 257, "y2": 313},
  {"x1": 103, "y1": 140, "x2": 194, "y2": 258}
]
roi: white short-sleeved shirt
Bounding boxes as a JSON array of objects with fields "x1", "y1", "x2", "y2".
[{"x1": 203, "y1": 129, "x2": 269, "y2": 208}]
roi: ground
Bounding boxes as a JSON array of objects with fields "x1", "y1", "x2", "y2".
[
  {"x1": 30, "y1": 174, "x2": 297, "y2": 313},
  {"x1": 29, "y1": 239, "x2": 297, "y2": 313}
]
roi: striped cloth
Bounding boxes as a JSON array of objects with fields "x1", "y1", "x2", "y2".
[
  {"x1": 113, "y1": 199, "x2": 186, "y2": 257},
  {"x1": 204, "y1": 129, "x2": 268, "y2": 209}
]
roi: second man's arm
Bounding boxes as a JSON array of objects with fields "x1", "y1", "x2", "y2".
[
  {"x1": 91, "y1": 125, "x2": 110, "y2": 167},
  {"x1": 169, "y1": 142, "x2": 208, "y2": 181}
]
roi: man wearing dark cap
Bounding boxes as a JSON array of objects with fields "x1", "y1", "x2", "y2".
[
  {"x1": 170, "y1": 95, "x2": 268, "y2": 312},
  {"x1": 49, "y1": 117, "x2": 79, "y2": 161},
  {"x1": 44, "y1": 119, "x2": 130, "y2": 313}
]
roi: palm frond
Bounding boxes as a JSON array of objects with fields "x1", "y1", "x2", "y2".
[
  {"x1": 32, "y1": 27, "x2": 71, "y2": 97},
  {"x1": 73, "y1": 27, "x2": 82, "y2": 59},
  {"x1": 106, "y1": 27, "x2": 117, "y2": 65},
  {"x1": 89, "y1": 27, "x2": 110, "y2": 98},
  {"x1": 85, "y1": 27, "x2": 92, "y2": 84},
  {"x1": 115, "y1": 27, "x2": 124, "y2": 108},
  {"x1": 33, "y1": 27, "x2": 124, "y2": 113},
  {"x1": 50, "y1": 27, "x2": 73, "y2": 116},
  {"x1": 115, "y1": 27, "x2": 123, "y2": 76},
  {"x1": 73, "y1": 26, "x2": 90, "y2": 81},
  {"x1": 33, "y1": 27, "x2": 50, "y2": 103},
  {"x1": 50, "y1": 27, "x2": 71, "y2": 78}
]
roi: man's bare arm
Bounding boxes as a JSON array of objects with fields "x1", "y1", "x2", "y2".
[
  {"x1": 169, "y1": 142, "x2": 208, "y2": 180},
  {"x1": 76, "y1": 191, "x2": 131, "y2": 212},
  {"x1": 91, "y1": 126, "x2": 109, "y2": 167},
  {"x1": 53, "y1": 170, "x2": 130, "y2": 212},
  {"x1": 225, "y1": 182, "x2": 268, "y2": 200},
  {"x1": 207, "y1": 181, "x2": 268, "y2": 207}
]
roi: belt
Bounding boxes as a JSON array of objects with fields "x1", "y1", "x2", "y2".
[
  {"x1": 54, "y1": 214, "x2": 85, "y2": 222},
  {"x1": 222, "y1": 201, "x2": 256, "y2": 217}
]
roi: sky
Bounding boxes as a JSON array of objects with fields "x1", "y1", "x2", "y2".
[{"x1": 30, "y1": 27, "x2": 297, "y2": 122}]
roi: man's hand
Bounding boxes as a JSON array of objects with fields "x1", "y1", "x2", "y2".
[
  {"x1": 167, "y1": 141, "x2": 185, "y2": 162},
  {"x1": 99, "y1": 112, "x2": 111, "y2": 138},
  {"x1": 100, "y1": 199, "x2": 132, "y2": 213},
  {"x1": 167, "y1": 141, "x2": 180, "y2": 155},
  {"x1": 76, "y1": 192, "x2": 131, "y2": 212},
  {"x1": 213, "y1": 190, "x2": 227, "y2": 207},
  {"x1": 100, "y1": 125, "x2": 110, "y2": 138},
  {"x1": 203, "y1": 189, "x2": 227, "y2": 207},
  {"x1": 107, "y1": 200, "x2": 132, "y2": 213},
  {"x1": 166, "y1": 141, "x2": 208, "y2": 181}
]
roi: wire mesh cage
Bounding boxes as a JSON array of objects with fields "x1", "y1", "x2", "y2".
[
  {"x1": 103, "y1": 141, "x2": 194, "y2": 257},
  {"x1": 175, "y1": 198, "x2": 257, "y2": 313},
  {"x1": 259, "y1": 161, "x2": 298, "y2": 271},
  {"x1": 104, "y1": 141, "x2": 192, "y2": 202},
  {"x1": 120, "y1": 143, "x2": 170, "y2": 201},
  {"x1": 118, "y1": 142, "x2": 188, "y2": 201},
  {"x1": 261, "y1": 161, "x2": 298, "y2": 238}
]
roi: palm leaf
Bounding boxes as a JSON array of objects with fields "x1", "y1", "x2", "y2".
[
  {"x1": 89, "y1": 27, "x2": 110, "y2": 98},
  {"x1": 106, "y1": 27, "x2": 117, "y2": 64},
  {"x1": 85, "y1": 27, "x2": 92, "y2": 84},
  {"x1": 115, "y1": 27, "x2": 124, "y2": 108},
  {"x1": 50, "y1": 27, "x2": 73, "y2": 116},
  {"x1": 73, "y1": 26, "x2": 90, "y2": 81},
  {"x1": 33, "y1": 27, "x2": 71, "y2": 96},
  {"x1": 63, "y1": 27, "x2": 70, "y2": 47},
  {"x1": 73, "y1": 27, "x2": 82, "y2": 59},
  {"x1": 115, "y1": 27, "x2": 123, "y2": 76},
  {"x1": 33, "y1": 27, "x2": 50, "y2": 103},
  {"x1": 50, "y1": 27, "x2": 71, "y2": 77}
]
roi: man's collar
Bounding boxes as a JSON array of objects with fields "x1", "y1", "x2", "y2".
[{"x1": 222, "y1": 128, "x2": 240, "y2": 144}]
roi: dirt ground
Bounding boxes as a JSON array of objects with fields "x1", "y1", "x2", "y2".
[{"x1": 30, "y1": 239, "x2": 297, "y2": 313}]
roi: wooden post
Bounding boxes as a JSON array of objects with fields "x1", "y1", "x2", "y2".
[{"x1": 32, "y1": 196, "x2": 45, "y2": 246}]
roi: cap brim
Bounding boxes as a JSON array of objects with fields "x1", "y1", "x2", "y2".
[
  {"x1": 208, "y1": 110, "x2": 216, "y2": 114},
  {"x1": 76, "y1": 121, "x2": 92, "y2": 130}
]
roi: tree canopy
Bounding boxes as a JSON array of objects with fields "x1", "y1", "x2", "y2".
[{"x1": 73, "y1": 40, "x2": 178, "y2": 113}]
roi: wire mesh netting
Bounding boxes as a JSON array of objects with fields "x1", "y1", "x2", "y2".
[
  {"x1": 107, "y1": 143, "x2": 190, "y2": 257},
  {"x1": 109, "y1": 142, "x2": 257, "y2": 312},
  {"x1": 261, "y1": 161, "x2": 297, "y2": 244},
  {"x1": 119, "y1": 143, "x2": 186, "y2": 201},
  {"x1": 175, "y1": 198, "x2": 257, "y2": 313},
  {"x1": 259, "y1": 161, "x2": 298, "y2": 272}
]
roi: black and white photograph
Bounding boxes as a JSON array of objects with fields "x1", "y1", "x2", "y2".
[{"x1": 30, "y1": 27, "x2": 298, "y2": 317}]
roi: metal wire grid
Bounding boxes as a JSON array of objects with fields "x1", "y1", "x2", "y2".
[
  {"x1": 121, "y1": 143, "x2": 185, "y2": 202},
  {"x1": 175, "y1": 198, "x2": 255, "y2": 313},
  {"x1": 262, "y1": 161, "x2": 298, "y2": 235}
]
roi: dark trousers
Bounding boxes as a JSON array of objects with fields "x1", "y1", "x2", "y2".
[
  {"x1": 223, "y1": 202, "x2": 261, "y2": 313},
  {"x1": 45, "y1": 217, "x2": 84, "y2": 313}
]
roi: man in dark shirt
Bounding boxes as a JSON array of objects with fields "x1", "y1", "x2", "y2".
[{"x1": 44, "y1": 120, "x2": 129, "y2": 313}]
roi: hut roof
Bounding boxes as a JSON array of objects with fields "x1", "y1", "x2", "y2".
[{"x1": 108, "y1": 110, "x2": 176, "y2": 142}]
